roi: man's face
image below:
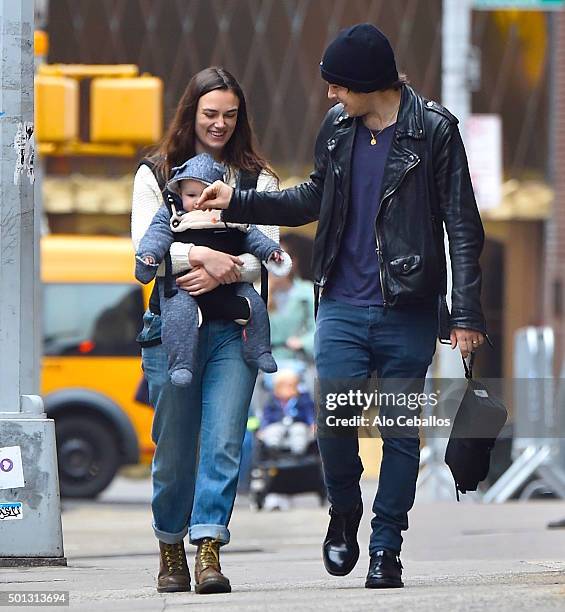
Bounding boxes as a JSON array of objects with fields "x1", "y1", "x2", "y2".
[
  {"x1": 327, "y1": 84, "x2": 367, "y2": 117},
  {"x1": 180, "y1": 179, "x2": 206, "y2": 212}
]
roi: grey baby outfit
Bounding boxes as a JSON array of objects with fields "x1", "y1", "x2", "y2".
[{"x1": 135, "y1": 154, "x2": 284, "y2": 386}]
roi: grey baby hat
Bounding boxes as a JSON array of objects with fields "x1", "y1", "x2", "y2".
[{"x1": 167, "y1": 153, "x2": 226, "y2": 194}]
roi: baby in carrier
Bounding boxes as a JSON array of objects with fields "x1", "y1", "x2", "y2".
[{"x1": 135, "y1": 153, "x2": 291, "y2": 386}]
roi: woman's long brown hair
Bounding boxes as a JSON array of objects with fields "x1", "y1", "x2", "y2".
[{"x1": 152, "y1": 67, "x2": 277, "y2": 184}]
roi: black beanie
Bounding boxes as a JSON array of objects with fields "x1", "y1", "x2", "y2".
[{"x1": 320, "y1": 23, "x2": 398, "y2": 93}]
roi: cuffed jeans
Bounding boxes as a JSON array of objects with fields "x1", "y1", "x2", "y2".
[
  {"x1": 141, "y1": 311, "x2": 257, "y2": 546},
  {"x1": 315, "y1": 296, "x2": 437, "y2": 554}
]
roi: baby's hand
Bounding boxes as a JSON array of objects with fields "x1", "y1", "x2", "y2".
[
  {"x1": 142, "y1": 255, "x2": 157, "y2": 265},
  {"x1": 269, "y1": 250, "x2": 284, "y2": 264},
  {"x1": 265, "y1": 249, "x2": 292, "y2": 277}
]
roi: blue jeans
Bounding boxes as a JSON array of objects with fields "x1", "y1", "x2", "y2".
[
  {"x1": 140, "y1": 310, "x2": 257, "y2": 545},
  {"x1": 138, "y1": 310, "x2": 166, "y2": 408},
  {"x1": 314, "y1": 296, "x2": 437, "y2": 554}
]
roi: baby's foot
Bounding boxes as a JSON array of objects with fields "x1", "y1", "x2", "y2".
[
  {"x1": 171, "y1": 368, "x2": 193, "y2": 386},
  {"x1": 254, "y1": 352, "x2": 278, "y2": 374}
]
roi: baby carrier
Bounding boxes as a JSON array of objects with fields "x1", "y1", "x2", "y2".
[{"x1": 138, "y1": 157, "x2": 268, "y2": 318}]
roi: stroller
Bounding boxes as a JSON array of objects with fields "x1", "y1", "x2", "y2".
[{"x1": 248, "y1": 349, "x2": 327, "y2": 510}]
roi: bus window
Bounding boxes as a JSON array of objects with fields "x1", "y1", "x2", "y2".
[{"x1": 44, "y1": 283, "x2": 144, "y2": 356}]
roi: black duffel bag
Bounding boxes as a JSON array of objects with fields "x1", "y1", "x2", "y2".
[{"x1": 444, "y1": 352, "x2": 508, "y2": 500}]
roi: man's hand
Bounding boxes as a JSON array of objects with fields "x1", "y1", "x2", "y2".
[
  {"x1": 176, "y1": 266, "x2": 220, "y2": 296},
  {"x1": 195, "y1": 180, "x2": 233, "y2": 210},
  {"x1": 450, "y1": 328, "x2": 485, "y2": 358}
]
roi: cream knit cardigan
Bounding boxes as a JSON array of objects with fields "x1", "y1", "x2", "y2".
[{"x1": 131, "y1": 164, "x2": 280, "y2": 282}]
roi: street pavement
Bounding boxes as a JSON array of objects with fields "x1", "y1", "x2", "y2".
[{"x1": 2, "y1": 476, "x2": 565, "y2": 611}]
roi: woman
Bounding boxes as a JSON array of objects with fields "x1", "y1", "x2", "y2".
[
  {"x1": 131, "y1": 67, "x2": 279, "y2": 595},
  {"x1": 268, "y1": 236, "x2": 316, "y2": 365}
]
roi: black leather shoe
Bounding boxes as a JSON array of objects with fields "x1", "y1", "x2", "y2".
[
  {"x1": 322, "y1": 502, "x2": 363, "y2": 576},
  {"x1": 365, "y1": 549, "x2": 404, "y2": 588}
]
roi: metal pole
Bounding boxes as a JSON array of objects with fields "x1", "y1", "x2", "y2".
[
  {"x1": 417, "y1": 0, "x2": 475, "y2": 502},
  {"x1": 0, "y1": 0, "x2": 65, "y2": 565},
  {"x1": 442, "y1": 0, "x2": 472, "y2": 138},
  {"x1": 438, "y1": 0, "x2": 473, "y2": 379}
]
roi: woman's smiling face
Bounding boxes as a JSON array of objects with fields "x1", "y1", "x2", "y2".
[{"x1": 194, "y1": 89, "x2": 239, "y2": 157}]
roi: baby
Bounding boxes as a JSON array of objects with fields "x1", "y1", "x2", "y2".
[
  {"x1": 259, "y1": 369, "x2": 316, "y2": 455},
  {"x1": 135, "y1": 153, "x2": 291, "y2": 386}
]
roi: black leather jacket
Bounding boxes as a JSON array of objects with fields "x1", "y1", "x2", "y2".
[{"x1": 223, "y1": 85, "x2": 486, "y2": 334}]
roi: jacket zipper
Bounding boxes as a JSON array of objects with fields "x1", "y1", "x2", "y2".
[
  {"x1": 375, "y1": 156, "x2": 421, "y2": 307},
  {"x1": 375, "y1": 228, "x2": 387, "y2": 307}
]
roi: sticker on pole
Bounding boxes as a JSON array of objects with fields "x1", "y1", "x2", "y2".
[
  {"x1": 13, "y1": 121, "x2": 35, "y2": 186},
  {"x1": 0, "y1": 502, "x2": 23, "y2": 521},
  {"x1": 0, "y1": 446, "x2": 25, "y2": 490}
]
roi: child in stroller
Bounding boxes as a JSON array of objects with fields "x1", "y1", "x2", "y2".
[
  {"x1": 250, "y1": 368, "x2": 326, "y2": 510},
  {"x1": 258, "y1": 369, "x2": 315, "y2": 455}
]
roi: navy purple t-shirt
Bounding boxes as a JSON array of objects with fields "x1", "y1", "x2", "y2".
[{"x1": 324, "y1": 119, "x2": 395, "y2": 306}]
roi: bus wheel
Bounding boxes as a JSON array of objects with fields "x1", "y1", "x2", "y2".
[{"x1": 55, "y1": 415, "x2": 120, "y2": 498}]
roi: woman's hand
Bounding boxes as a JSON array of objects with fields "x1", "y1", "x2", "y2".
[
  {"x1": 188, "y1": 245, "x2": 243, "y2": 284},
  {"x1": 176, "y1": 266, "x2": 220, "y2": 296},
  {"x1": 194, "y1": 180, "x2": 233, "y2": 210}
]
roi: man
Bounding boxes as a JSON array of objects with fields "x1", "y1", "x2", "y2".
[{"x1": 196, "y1": 23, "x2": 486, "y2": 588}]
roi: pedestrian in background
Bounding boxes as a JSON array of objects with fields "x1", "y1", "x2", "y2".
[
  {"x1": 268, "y1": 236, "x2": 315, "y2": 364},
  {"x1": 195, "y1": 24, "x2": 486, "y2": 589},
  {"x1": 131, "y1": 66, "x2": 280, "y2": 594}
]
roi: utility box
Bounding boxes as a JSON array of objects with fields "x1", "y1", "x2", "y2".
[
  {"x1": 34, "y1": 75, "x2": 79, "y2": 142},
  {"x1": 90, "y1": 76, "x2": 163, "y2": 144}
]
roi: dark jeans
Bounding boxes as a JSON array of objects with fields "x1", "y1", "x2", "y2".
[{"x1": 314, "y1": 296, "x2": 438, "y2": 554}]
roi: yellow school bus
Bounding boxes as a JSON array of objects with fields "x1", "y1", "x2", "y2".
[{"x1": 41, "y1": 235, "x2": 154, "y2": 498}]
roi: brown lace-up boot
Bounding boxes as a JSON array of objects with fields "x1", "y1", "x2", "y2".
[
  {"x1": 194, "y1": 538, "x2": 231, "y2": 594},
  {"x1": 157, "y1": 540, "x2": 191, "y2": 593}
]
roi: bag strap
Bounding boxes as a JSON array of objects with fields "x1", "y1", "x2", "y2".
[
  {"x1": 238, "y1": 169, "x2": 266, "y2": 304},
  {"x1": 314, "y1": 283, "x2": 321, "y2": 320},
  {"x1": 138, "y1": 157, "x2": 178, "y2": 306},
  {"x1": 160, "y1": 190, "x2": 180, "y2": 298},
  {"x1": 138, "y1": 157, "x2": 166, "y2": 191},
  {"x1": 238, "y1": 168, "x2": 260, "y2": 191},
  {"x1": 462, "y1": 351, "x2": 476, "y2": 380}
]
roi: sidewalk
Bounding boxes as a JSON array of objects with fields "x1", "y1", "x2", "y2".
[{"x1": 2, "y1": 479, "x2": 565, "y2": 611}]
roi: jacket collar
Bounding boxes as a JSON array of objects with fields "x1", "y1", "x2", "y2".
[
  {"x1": 331, "y1": 85, "x2": 425, "y2": 140},
  {"x1": 333, "y1": 106, "x2": 349, "y2": 126},
  {"x1": 395, "y1": 85, "x2": 425, "y2": 140}
]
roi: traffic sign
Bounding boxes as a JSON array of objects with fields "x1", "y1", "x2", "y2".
[{"x1": 474, "y1": 0, "x2": 564, "y2": 9}]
